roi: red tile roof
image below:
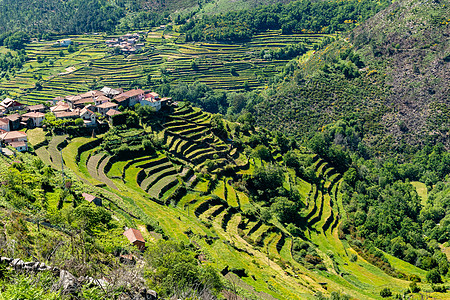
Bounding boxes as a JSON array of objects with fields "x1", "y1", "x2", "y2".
[
  {"x1": 55, "y1": 111, "x2": 79, "y2": 118},
  {"x1": 114, "y1": 89, "x2": 144, "y2": 101},
  {"x1": 82, "y1": 193, "x2": 97, "y2": 203},
  {"x1": 1, "y1": 131, "x2": 27, "y2": 140},
  {"x1": 106, "y1": 109, "x2": 121, "y2": 116},
  {"x1": 22, "y1": 112, "x2": 45, "y2": 118},
  {"x1": 123, "y1": 228, "x2": 145, "y2": 244},
  {"x1": 96, "y1": 101, "x2": 118, "y2": 109}
]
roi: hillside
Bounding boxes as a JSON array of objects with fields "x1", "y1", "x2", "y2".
[
  {"x1": 0, "y1": 102, "x2": 449, "y2": 299},
  {"x1": 253, "y1": 0, "x2": 450, "y2": 153}
]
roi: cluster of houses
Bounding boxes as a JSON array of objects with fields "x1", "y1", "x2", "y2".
[
  {"x1": 0, "y1": 87, "x2": 171, "y2": 152},
  {"x1": 105, "y1": 33, "x2": 144, "y2": 53}
]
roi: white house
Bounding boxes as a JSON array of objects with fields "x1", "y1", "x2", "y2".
[
  {"x1": 22, "y1": 112, "x2": 45, "y2": 127},
  {"x1": 141, "y1": 92, "x2": 161, "y2": 111},
  {"x1": 1, "y1": 131, "x2": 28, "y2": 152},
  {"x1": 79, "y1": 106, "x2": 97, "y2": 127}
]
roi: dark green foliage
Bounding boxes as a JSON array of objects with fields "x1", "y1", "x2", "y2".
[
  {"x1": 380, "y1": 287, "x2": 392, "y2": 298},
  {"x1": 71, "y1": 203, "x2": 112, "y2": 233},
  {"x1": 0, "y1": 0, "x2": 124, "y2": 36},
  {"x1": 426, "y1": 269, "x2": 442, "y2": 284},
  {"x1": 180, "y1": 0, "x2": 390, "y2": 41},
  {"x1": 409, "y1": 282, "x2": 420, "y2": 293},
  {"x1": 144, "y1": 240, "x2": 223, "y2": 297},
  {"x1": 0, "y1": 50, "x2": 27, "y2": 79}
]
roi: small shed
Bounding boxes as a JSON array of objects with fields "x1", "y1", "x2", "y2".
[
  {"x1": 123, "y1": 228, "x2": 146, "y2": 251},
  {"x1": 82, "y1": 193, "x2": 102, "y2": 206}
]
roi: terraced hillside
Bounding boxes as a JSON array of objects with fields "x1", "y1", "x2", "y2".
[
  {"x1": 28, "y1": 104, "x2": 438, "y2": 299},
  {"x1": 1, "y1": 29, "x2": 331, "y2": 103}
]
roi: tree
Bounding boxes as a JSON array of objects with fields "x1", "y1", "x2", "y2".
[
  {"x1": 426, "y1": 269, "x2": 442, "y2": 284},
  {"x1": 252, "y1": 144, "x2": 271, "y2": 161},
  {"x1": 379, "y1": 288, "x2": 392, "y2": 298},
  {"x1": 67, "y1": 44, "x2": 75, "y2": 53},
  {"x1": 59, "y1": 50, "x2": 64, "y2": 57}
]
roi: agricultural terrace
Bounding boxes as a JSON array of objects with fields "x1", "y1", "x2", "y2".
[
  {"x1": 28, "y1": 103, "x2": 437, "y2": 299},
  {"x1": 1, "y1": 28, "x2": 333, "y2": 103}
]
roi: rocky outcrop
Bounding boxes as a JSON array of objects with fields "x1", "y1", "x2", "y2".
[{"x1": 0, "y1": 256, "x2": 157, "y2": 299}]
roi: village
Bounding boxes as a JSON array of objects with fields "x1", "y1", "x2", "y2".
[{"x1": 0, "y1": 87, "x2": 172, "y2": 153}]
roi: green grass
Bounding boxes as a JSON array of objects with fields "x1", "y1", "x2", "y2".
[
  {"x1": 411, "y1": 181, "x2": 428, "y2": 206},
  {"x1": 26, "y1": 128, "x2": 47, "y2": 147}
]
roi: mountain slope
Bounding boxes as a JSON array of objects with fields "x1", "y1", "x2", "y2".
[{"x1": 253, "y1": 0, "x2": 450, "y2": 154}]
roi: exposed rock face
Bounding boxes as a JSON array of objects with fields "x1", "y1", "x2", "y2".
[{"x1": 0, "y1": 257, "x2": 158, "y2": 299}]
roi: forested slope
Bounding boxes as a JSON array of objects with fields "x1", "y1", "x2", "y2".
[{"x1": 252, "y1": 0, "x2": 450, "y2": 154}]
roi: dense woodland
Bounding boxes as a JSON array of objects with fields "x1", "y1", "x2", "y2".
[{"x1": 180, "y1": 0, "x2": 391, "y2": 41}]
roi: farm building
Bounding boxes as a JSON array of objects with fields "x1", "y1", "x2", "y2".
[
  {"x1": 55, "y1": 39, "x2": 72, "y2": 47},
  {"x1": 141, "y1": 92, "x2": 161, "y2": 111},
  {"x1": 27, "y1": 104, "x2": 46, "y2": 113},
  {"x1": 0, "y1": 98, "x2": 24, "y2": 112},
  {"x1": 6, "y1": 114, "x2": 21, "y2": 130},
  {"x1": 96, "y1": 101, "x2": 119, "y2": 116},
  {"x1": 54, "y1": 111, "x2": 79, "y2": 120},
  {"x1": 82, "y1": 193, "x2": 102, "y2": 206},
  {"x1": 51, "y1": 101, "x2": 71, "y2": 113},
  {"x1": 1, "y1": 131, "x2": 28, "y2": 152},
  {"x1": 0, "y1": 118, "x2": 10, "y2": 132},
  {"x1": 22, "y1": 112, "x2": 46, "y2": 128},
  {"x1": 79, "y1": 107, "x2": 97, "y2": 127},
  {"x1": 123, "y1": 228, "x2": 146, "y2": 251},
  {"x1": 100, "y1": 86, "x2": 122, "y2": 98},
  {"x1": 106, "y1": 109, "x2": 121, "y2": 122},
  {"x1": 113, "y1": 89, "x2": 145, "y2": 107}
]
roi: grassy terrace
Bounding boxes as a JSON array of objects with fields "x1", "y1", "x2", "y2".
[{"x1": 1, "y1": 29, "x2": 331, "y2": 102}]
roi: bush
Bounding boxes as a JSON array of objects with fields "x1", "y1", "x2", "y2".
[
  {"x1": 380, "y1": 287, "x2": 392, "y2": 298},
  {"x1": 426, "y1": 269, "x2": 442, "y2": 284},
  {"x1": 431, "y1": 284, "x2": 447, "y2": 293},
  {"x1": 409, "y1": 282, "x2": 420, "y2": 293}
]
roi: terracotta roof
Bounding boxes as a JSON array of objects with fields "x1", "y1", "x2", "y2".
[
  {"x1": 80, "y1": 107, "x2": 95, "y2": 115},
  {"x1": 115, "y1": 89, "x2": 144, "y2": 100},
  {"x1": 147, "y1": 92, "x2": 160, "y2": 98},
  {"x1": 22, "y1": 112, "x2": 45, "y2": 118},
  {"x1": 53, "y1": 96, "x2": 65, "y2": 101},
  {"x1": 54, "y1": 111, "x2": 79, "y2": 118},
  {"x1": 51, "y1": 102, "x2": 70, "y2": 112},
  {"x1": 96, "y1": 95, "x2": 110, "y2": 102},
  {"x1": 96, "y1": 101, "x2": 118, "y2": 109},
  {"x1": 9, "y1": 141, "x2": 27, "y2": 148},
  {"x1": 27, "y1": 104, "x2": 46, "y2": 111},
  {"x1": 82, "y1": 193, "x2": 98, "y2": 203},
  {"x1": 79, "y1": 90, "x2": 103, "y2": 99},
  {"x1": 65, "y1": 95, "x2": 82, "y2": 102},
  {"x1": 0, "y1": 118, "x2": 9, "y2": 125},
  {"x1": 106, "y1": 109, "x2": 121, "y2": 116},
  {"x1": 6, "y1": 114, "x2": 20, "y2": 122},
  {"x1": 113, "y1": 95, "x2": 128, "y2": 103},
  {"x1": 1, "y1": 131, "x2": 27, "y2": 140},
  {"x1": 123, "y1": 228, "x2": 145, "y2": 244},
  {"x1": 74, "y1": 98, "x2": 95, "y2": 106}
]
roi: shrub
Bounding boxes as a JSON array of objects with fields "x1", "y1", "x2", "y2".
[
  {"x1": 426, "y1": 269, "x2": 442, "y2": 284},
  {"x1": 409, "y1": 282, "x2": 420, "y2": 293},
  {"x1": 380, "y1": 287, "x2": 392, "y2": 298},
  {"x1": 431, "y1": 284, "x2": 447, "y2": 293}
]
